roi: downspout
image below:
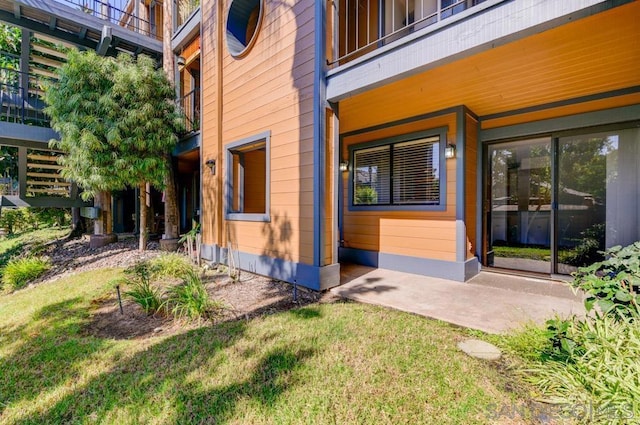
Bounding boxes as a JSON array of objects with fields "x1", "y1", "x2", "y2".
[{"x1": 216, "y1": 0, "x2": 224, "y2": 256}]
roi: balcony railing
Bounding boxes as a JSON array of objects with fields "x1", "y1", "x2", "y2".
[
  {"x1": 332, "y1": 0, "x2": 487, "y2": 65},
  {"x1": 0, "y1": 67, "x2": 52, "y2": 127},
  {"x1": 176, "y1": 0, "x2": 200, "y2": 29},
  {"x1": 55, "y1": 0, "x2": 162, "y2": 40},
  {"x1": 179, "y1": 88, "x2": 200, "y2": 134}
]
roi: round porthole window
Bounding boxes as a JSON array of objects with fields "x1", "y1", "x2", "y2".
[{"x1": 226, "y1": 0, "x2": 263, "y2": 58}]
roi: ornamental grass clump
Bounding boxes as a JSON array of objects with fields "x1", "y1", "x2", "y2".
[
  {"x1": 123, "y1": 261, "x2": 163, "y2": 315},
  {"x1": 1, "y1": 256, "x2": 51, "y2": 291},
  {"x1": 149, "y1": 252, "x2": 195, "y2": 280},
  {"x1": 165, "y1": 269, "x2": 222, "y2": 322}
]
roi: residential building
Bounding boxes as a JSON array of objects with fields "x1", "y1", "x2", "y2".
[{"x1": 2, "y1": 0, "x2": 639, "y2": 290}]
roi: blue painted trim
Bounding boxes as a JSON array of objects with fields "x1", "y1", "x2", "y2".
[
  {"x1": 173, "y1": 132, "x2": 200, "y2": 156},
  {"x1": 475, "y1": 117, "x2": 483, "y2": 262},
  {"x1": 339, "y1": 247, "x2": 480, "y2": 282},
  {"x1": 313, "y1": 0, "x2": 327, "y2": 267},
  {"x1": 455, "y1": 107, "x2": 466, "y2": 262},
  {"x1": 346, "y1": 127, "x2": 448, "y2": 212},
  {"x1": 201, "y1": 244, "x2": 341, "y2": 290},
  {"x1": 341, "y1": 106, "x2": 460, "y2": 138},
  {"x1": 0, "y1": 122, "x2": 58, "y2": 145},
  {"x1": 224, "y1": 131, "x2": 271, "y2": 222},
  {"x1": 479, "y1": 105, "x2": 640, "y2": 142}
]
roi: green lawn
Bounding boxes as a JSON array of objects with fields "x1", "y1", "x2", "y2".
[
  {"x1": 0, "y1": 227, "x2": 69, "y2": 269},
  {"x1": 0, "y1": 268, "x2": 530, "y2": 424}
]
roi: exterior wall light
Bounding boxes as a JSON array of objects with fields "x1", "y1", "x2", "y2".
[
  {"x1": 205, "y1": 159, "x2": 216, "y2": 175},
  {"x1": 339, "y1": 161, "x2": 349, "y2": 172},
  {"x1": 177, "y1": 55, "x2": 186, "y2": 67},
  {"x1": 445, "y1": 144, "x2": 457, "y2": 159}
]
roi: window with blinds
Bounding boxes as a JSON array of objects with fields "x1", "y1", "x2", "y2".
[{"x1": 353, "y1": 136, "x2": 440, "y2": 206}]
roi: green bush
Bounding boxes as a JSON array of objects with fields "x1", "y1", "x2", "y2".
[
  {"x1": 355, "y1": 186, "x2": 378, "y2": 205},
  {"x1": 165, "y1": 269, "x2": 221, "y2": 321},
  {"x1": 1, "y1": 256, "x2": 51, "y2": 291},
  {"x1": 571, "y1": 242, "x2": 640, "y2": 318},
  {"x1": 122, "y1": 261, "x2": 163, "y2": 315},
  {"x1": 0, "y1": 208, "x2": 70, "y2": 235},
  {"x1": 123, "y1": 279, "x2": 163, "y2": 315},
  {"x1": 511, "y1": 312, "x2": 640, "y2": 424},
  {"x1": 149, "y1": 253, "x2": 194, "y2": 279}
]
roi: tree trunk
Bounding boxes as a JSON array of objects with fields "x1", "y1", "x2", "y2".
[
  {"x1": 68, "y1": 207, "x2": 86, "y2": 239},
  {"x1": 162, "y1": 4, "x2": 180, "y2": 247},
  {"x1": 163, "y1": 154, "x2": 180, "y2": 240},
  {"x1": 139, "y1": 182, "x2": 148, "y2": 251}
]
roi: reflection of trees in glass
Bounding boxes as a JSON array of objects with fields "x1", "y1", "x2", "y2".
[
  {"x1": 0, "y1": 24, "x2": 21, "y2": 88},
  {"x1": 559, "y1": 136, "x2": 613, "y2": 202}
]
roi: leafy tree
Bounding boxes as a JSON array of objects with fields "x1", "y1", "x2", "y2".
[{"x1": 44, "y1": 49, "x2": 183, "y2": 250}]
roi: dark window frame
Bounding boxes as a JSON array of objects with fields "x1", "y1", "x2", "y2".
[{"x1": 347, "y1": 127, "x2": 447, "y2": 212}]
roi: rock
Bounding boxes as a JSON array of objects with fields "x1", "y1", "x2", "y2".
[{"x1": 457, "y1": 339, "x2": 502, "y2": 361}]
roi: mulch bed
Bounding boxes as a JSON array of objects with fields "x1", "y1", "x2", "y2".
[{"x1": 32, "y1": 234, "x2": 337, "y2": 340}]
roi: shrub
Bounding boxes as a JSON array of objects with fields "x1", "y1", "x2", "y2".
[
  {"x1": 1, "y1": 256, "x2": 51, "y2": 290},
  {"x1": 122, "y1": 261, "x2": 163, "y2": 315},
  {"x1": 571, "y1": 242, "x2": 640, "y2": 318},
  {"x1": 165, "y1": 269, "x2": 220, "y2": 321},
  {"x1": 123, "y1": 279, "x2": 163, "y2": 315},
  {"x1": 149, "y1": 253, "x2": 194, "y2": 279},
  {"x1": 355, "y1": 186, "x2": 378, "y2": 205},
  {"x1": 515, "y1": 312, "x2": 640, "y2": 423}
]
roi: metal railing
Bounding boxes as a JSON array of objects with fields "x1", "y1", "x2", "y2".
[
  {"x1": 332, "y1": 0, "x2": 487, "y2": 65},
  {"x1": 55, "y1": 0, "x2": 162, "y2": 40},
  {"x1": 176, "y1": 0, "x2": 200, "y2": 29},
  {"x1": 0, "y1": 67, "x2": 52, "y2": 127},
  {"x1": 179, "y1": 88, "x2": 200, "y2": 134}
]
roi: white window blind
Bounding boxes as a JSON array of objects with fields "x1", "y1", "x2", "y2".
[
  {"x1": 352, "y1": 136, "x2": 440, "y2": 206},
  {"x1": 353, "y1": 145, "x2": 391, "y2": 205}
]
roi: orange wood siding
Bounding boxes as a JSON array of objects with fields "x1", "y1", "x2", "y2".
[
  {"x1": 341, "y1": 113, "x2": 458, "y2": 261},
  {"x1": 339, "y1": 1, "x2": 640, "y2": 132},
  {"x1": 481, "y1": 93, "x2": 640, "y2": 130},
  {"x1": 465, "y1": 113, "x2": 478, "y2": 259},
  {"x1": 201, "y1": 0, "x2": 317, "y2": 265}
]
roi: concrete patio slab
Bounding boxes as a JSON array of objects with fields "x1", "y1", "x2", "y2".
[{"x1": 331, "y1": 265, "x2": 585, "y2": 334}]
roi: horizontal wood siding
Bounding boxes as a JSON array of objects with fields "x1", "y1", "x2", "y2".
[
  {"x1": 201, "y1": 0, "x2": 317, "y2": 265},
  {"x1": 339, "y1": 1, "x2": 640, "y2": 133},
  {"x1": 341, "y1": 113, "x2": 458, "y2": 261}
]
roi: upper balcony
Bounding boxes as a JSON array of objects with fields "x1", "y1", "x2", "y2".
[
  {"x1": 0, "y1": 0, "x2": 162, "y2": 58},
  {"x1": 326, "y1": 0, "x2": 617, "y2": 102}
]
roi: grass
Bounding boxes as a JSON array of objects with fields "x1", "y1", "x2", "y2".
[
  {"x1": 0, "y1": 227, "x2": 69, "y2": 269},
  {"x1": 0, "y1": 267, "x2": 527, "y2": 425}
]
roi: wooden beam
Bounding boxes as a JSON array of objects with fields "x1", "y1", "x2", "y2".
[
  {"x1": 26, "y1": 163, "x2": 63, "y2": 170},
  {"x1": 27, "y1": 180, "x2": 71, "y2": 186},
  {"x1": 27, "y1": 188, "x2": 70, "y2": 194},
  {"x1": 30, "y1": 42, "x2": 68, "y2": 60},
  {"x1": 26, "y1": 153, "x2": 60, "y2": 162},
  {"x1": 26, "y1": 172, "x2": 67, "y2": 179}
]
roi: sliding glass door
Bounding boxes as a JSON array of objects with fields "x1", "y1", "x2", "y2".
[
  {"x1": 486, "y1": 127, "x2": 640, "y2": 275},
  {"x1": 487, "y1": 138, "x2": 552, "y2": 273}
]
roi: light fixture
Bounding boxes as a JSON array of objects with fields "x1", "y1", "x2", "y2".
[
  {"x1": 177, "y1": 55, "x2": 186, "y2": 67},
  {"x1": 205, "y1": 159, "x2": 216, "y2": 175},
  {"x1": 445, "y1": 144, "x2": 457, "y2": 159},
  {"x1": 339, "y1": 160, "x2": 349, "y2": 172}
]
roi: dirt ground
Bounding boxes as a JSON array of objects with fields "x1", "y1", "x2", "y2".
[{"x1": 31, "y1": 235, "x2": 336, "y2": 340}]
